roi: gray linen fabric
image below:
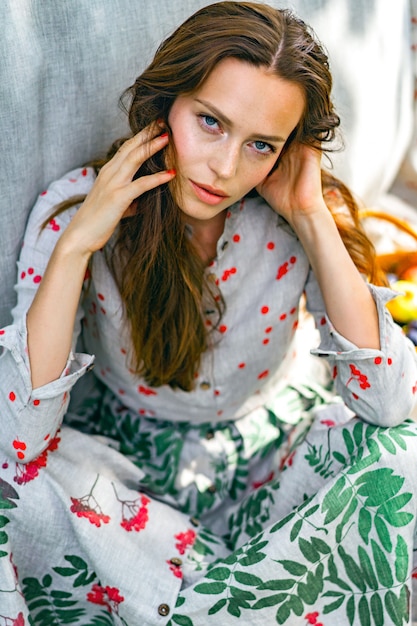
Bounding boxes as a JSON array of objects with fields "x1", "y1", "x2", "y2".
[{"x1": 0, "y1": 0, "x2": 413, "y2": 329}]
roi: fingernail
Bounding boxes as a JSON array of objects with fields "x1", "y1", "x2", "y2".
[
  {"x1": 159, "y1": 132, "x2": 169, "y2": 139},
  {"x1": 166, "y1": 168, "x2": 176, "y2": 175}
]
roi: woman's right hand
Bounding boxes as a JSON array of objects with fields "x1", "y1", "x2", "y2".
[{"x1": 61, "y1": 123, "x2": 175, "y2": 257}]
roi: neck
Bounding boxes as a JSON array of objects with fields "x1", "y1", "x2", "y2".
[{"x1": 186, "y1": 210, "x2": 227, "y2": 264}]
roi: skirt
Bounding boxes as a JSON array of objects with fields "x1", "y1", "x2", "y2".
[{"x1": 0, "y1": 381, "x2": 416, "y2": 626}]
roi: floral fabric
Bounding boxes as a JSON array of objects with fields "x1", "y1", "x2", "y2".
[{"x1": 0, "y1": 168, "x2": 416, "y2": 625}]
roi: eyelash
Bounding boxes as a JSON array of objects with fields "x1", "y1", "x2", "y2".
[{"x1": 197, "y1": 114, "x2": 277, "y2": 156}]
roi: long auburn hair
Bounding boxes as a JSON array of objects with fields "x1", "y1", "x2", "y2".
[{"x1": 48, "y1": 1, "x2": 386, "y2": 391}]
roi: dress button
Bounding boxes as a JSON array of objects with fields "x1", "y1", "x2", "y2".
[
  {"x1": 170, "y1": 557, "x2": 183, "y2": 566},
  {"x1": 200, "y1": 381, "x2": 211, "y2": 390},
  {"x1": 205, "y1": 429, "x2": 215, "y2": 440},
  {"x1": 207, "y1": 484, "x2": 217, "y2": 494},
  {"x1": 158, "y1": 603, "x2": 170, "y2": 616},
  {"x1": 190, "y1": 516, "x2": 200, "y2": 527}
]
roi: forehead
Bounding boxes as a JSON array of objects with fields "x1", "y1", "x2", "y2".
[{"x1": 191, "y1": 57, "x2": 305, "y2": 139}]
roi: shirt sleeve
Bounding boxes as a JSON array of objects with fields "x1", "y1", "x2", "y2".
[
  {"x1": 0, "y1": 168, "x2": 96, "y2": 463},
  {"x1": 304, "y1": 269, "x2": 417, "y2": 426}
]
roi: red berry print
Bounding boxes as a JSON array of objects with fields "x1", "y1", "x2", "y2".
[
  {"x1": 276, "y1": 256, "x2": 297, "y2": 280},
  {"x1": 20, "y1": 271, "x2": 26, "y2": 280},
  {"x1": 87, "y1": 584, "x2": 124, "y2": 614},
  {"x1": 265, "y1": 326, "x2": 272, "y2": 333},
  {"x1": 232, "y1": 234, "x2": 240, "y2": 243},
  {"x1": 167, "y1": 559, "x2": 183, "y2": 579},
  {"x1": 47, "y1": 218, "x2": 60, "y2": 232},
  {"x1": 175, "y1": 529, "x2": 196, "y2": 554},
  {"x1": 238, "y1": 362, "x2": 246, "y2": 369},
  {"x1": 374, "y1": 356, "x2": 382, "y2": 365},
  {"x1": 320, "y1": 317, "x2": 326, "y2": 326},
  {"x1": 263, "y1": 338, "x2": 270, "y2": 345},
  {"x1": 98, "y1": 293, "x2": 105, "y2": 301},
  {"x1": 82, "y1": 167, "x2": 88, "y2": 176},
  {"x1": 9, "y1": 391, "x2": 16, "y2": 402},
  {"x1": 33, "y1": 399, "x2": 40, "y2": 406},
  {"x1": 332, "y1": 366, "x2": 338, "y2": 379},
  {"x1": 279, "y1": 313, "x2": 287, "y2": 321},
  {"x1": 14, "y1": 434, "x2": 60, "y2": 485},
  {"x1": 219, "y1": 325, "x2": 227, "y2": 333},
  {"x1": 221, "y1": 267, "x2": 237, "y2": 281},
  {"x1": 258, "y1": 369, "x2": 269, "y2": 380},
  {"x1": 12, "y1": 440, "x2": 26, "y2": 451},
  {"x1": 115, "y1": 489, "x2": 150, "y2": 532},
  {"x1": 387, "y1": 357, "x2": 392, "y2": 365},
  {"x1": 28, "y1": 268, "x2": 34, "y2": 275},
  {"x1": 70, "y1": 476, "x2": 110, "y2": 527},
  {"x1": 33, "y1": 275, "x2": 42, "y2": 284},
  {"x1": 138, "y1": 385, "x2": 157, "y2": 396},
  {"x1": 261, "y1": 306, "x2": 269, "y2": 315},
  {"x1": 267, "y1": 241, "x2": 275, "y2": 250},
  {"x1": 346, "y1": 364, "x2": 371, "y2": 390}
]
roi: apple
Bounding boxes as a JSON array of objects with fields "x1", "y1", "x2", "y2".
[
  {"x1": 400, "y1": 265, "x2": 417, "y2": 284},
  {"x1": 386, "y1": 280, "x2": 417, "y2": 324}
]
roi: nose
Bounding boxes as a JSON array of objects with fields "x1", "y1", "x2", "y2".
[{"x1": 208, "y1": 140, "x2": 240, "y2": 180}]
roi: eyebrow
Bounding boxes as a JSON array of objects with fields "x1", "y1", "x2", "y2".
[{"x1": 195, "y1": 98, "x2": 287, "y2": 143}]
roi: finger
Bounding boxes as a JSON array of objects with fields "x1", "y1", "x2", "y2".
[
  {"x1": 102, "y1": 131, "x2": 170, "y2": 180},
  {"x1": 128, "y1": 168, "x2": 176, "y2": 200}
]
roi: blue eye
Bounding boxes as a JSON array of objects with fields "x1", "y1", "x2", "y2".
[
  {"x1": 204, "y1": 115, "x2": 217, "y2": 126},
  {"x1": 253, "y1": 140, "x2": 272, "y2": 154}
]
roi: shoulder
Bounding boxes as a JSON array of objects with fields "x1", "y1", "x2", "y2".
[
  {"x1": 22, "y1": 167, "x2": 96, "y2": 251},
  {"x1": 25, "y1": 167, "x2": 96, "y2": 232}
]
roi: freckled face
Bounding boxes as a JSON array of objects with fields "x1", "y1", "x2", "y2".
[{"x1": 167, "y1": 57, "x2": 305, "y2": 224}]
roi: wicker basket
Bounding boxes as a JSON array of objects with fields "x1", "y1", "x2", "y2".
[{"x1": 359, "y1": 209, "x2": 417, "y2": 277}]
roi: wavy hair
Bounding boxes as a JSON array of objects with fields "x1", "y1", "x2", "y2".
[{"x1": 49, "y1": 1, "x2": 385, "y2": 390}]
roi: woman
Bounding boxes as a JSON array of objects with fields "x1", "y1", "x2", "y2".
[{"x1": 0, "y1": 2, "x2": 416, "y2": 624}]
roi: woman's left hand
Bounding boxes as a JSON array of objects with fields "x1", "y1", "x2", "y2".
[{"x1": 256, "y1": 142, "x2": 327, "y2": 228}]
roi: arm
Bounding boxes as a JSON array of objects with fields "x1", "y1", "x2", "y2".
[
  {"x1": 27, "y1": 125, "x2": 174, "y2": 389},
  {"x1": 257, "y1": 143, "x2": 380, "y2": 350}
]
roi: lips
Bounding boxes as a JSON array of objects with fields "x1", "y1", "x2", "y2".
[{"x1": 190, "y1": 180, "x2": 229, "y2": 206}]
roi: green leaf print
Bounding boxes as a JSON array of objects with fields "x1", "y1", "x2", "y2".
[
  {"x1": 205, "y1": 567, "x2": 231, "y2": 581},
  {"x1": 358, "y1": 507, "x2": 372, "y2": 544},
  {"x1": 358, "y1": 596, "x2": 371, "y2": 626},
  {"x1": 207, "y1": 599, "x2": 227, "y2": 615},
  {"x1": 172, "y1": 615, "x2": 194, "y2": 626},
  {"x1": 233, "y1": 571, "x2": 264, "y2": 587},
  {"x1": 375, "y1": 515, "x2": 392, "y2": 552},
  {"x1": 0, "y1": 477, "x2": 19, "y2": 509},
  {"x1": 346, "y1": 438, "x2": 381, "y2": 475},
  {"x1": 321, "y1": 475, "x2": 353, "y2": 524},
  {"x1": 355, "y1": 468, "x2": 404, "y2": 507},
  {"x1": 377, "y1": 431, "x2": 397, "y2": 454},
  {"x1": 338, "y1": 546, "x2": 366, "y2": 593},
  {"x1": 371, "y1": 540, "x2": 394, "y2": 588},
  {"x1": 22, "y1": 575, "x2": 85, "y2": 625},
  {"x1": 370, "y1": 593, "x2": 384, "y2": 626},
  {"x1": 53, "y1": 554, "x2": 97, "y2": 588},
  {"x1": 395, "y1": 535, "x2": 409, "y2": 584},
  {"x1": 277, "y1": 560, "x2": 307, "y2": 577},
  {"x1": 358, "y1": 546, "x2": 378, "y2": 591},
  {"x1": 378, "y1": 493, "x2": 413, "y2": 527},
  {"x1": 385, "y1": 588, "x2": 408, "y2": 626},
  {"x1": 194, "y1": 582, "x2": 227, "y2": 595},
  {"x1": 298, "y1": 537, "x2": 320, "y2": 563}
]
